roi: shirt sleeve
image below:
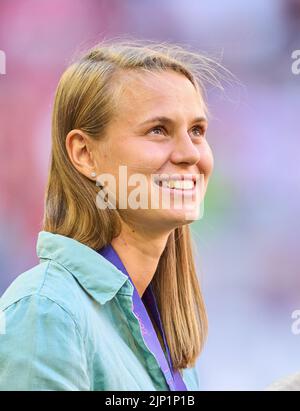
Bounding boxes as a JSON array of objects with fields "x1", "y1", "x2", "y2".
[{"x1": 0, "y1": 294, "x2": 90, "y2": 391}]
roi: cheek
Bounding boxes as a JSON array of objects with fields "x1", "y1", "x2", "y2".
[
  {"x1": 197, "y1": 143, "x2": 214, "y2": 178},
  {"x1": 120, "y1": 140, "x2": 169, "y2": 173}
]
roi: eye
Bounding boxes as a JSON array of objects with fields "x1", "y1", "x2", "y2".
[
  {"x1": 191, "y1": 125, "x2": 206, "y2": 137},
  {"x1": 148, "y1": 125, "x2": 167, "y2": 135}
]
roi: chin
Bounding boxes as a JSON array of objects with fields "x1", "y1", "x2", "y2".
[{"x1": 161, "y1": 207, "x2": 202, "y2": 227}]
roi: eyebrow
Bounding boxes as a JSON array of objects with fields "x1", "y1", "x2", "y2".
[{"x1": 139, "y1": 116, "x2": 208, "y2": 127}]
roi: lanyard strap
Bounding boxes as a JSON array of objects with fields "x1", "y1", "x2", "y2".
[
  {"x1": 97, "y1": 244, "x2": 187, "y2": 391},
  {"x1": 142, "y1": 282, "x2": 188, "y2": 390}
]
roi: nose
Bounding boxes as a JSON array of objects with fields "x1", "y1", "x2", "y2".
[{"x1": 169, "y1": 133, "x2": 201, "y2": 165}]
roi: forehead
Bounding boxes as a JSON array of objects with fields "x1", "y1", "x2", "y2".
[{"x1": 113, "y1": 70, "x2": 206, "y2": 124}]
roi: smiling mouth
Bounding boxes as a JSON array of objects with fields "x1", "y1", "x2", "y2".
[{"x1": 153, "y1": 174, "x2": 198, "y2": 190}]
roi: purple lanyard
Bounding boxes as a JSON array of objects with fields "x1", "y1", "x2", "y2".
[{"x1": 97, "y1": 244, "x2": 187, "y2": 391}]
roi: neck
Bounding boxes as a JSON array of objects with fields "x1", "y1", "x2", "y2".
[{"x1": 111, "y1": 220, "x2": 172, "y2": 297}]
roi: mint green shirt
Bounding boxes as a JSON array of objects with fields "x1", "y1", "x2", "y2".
[{"x1": 0, "y1": 231, "x2": 200, "y2": 391}]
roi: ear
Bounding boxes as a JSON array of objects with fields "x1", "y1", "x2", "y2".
[{"x1": 65, "y1": 129, "x2": 96, "y2": 179}]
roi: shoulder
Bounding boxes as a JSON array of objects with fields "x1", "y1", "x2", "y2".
[
  {"x1": 0, "y1": 260, "x2": 89, "y2": 331},
  {"x1": 0, "y1": 264, "x2": 91, "y2": 390}
]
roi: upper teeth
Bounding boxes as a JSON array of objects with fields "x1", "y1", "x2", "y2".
[{"x1": 160, "y1": 180, "x2": 194, "y2": 190}]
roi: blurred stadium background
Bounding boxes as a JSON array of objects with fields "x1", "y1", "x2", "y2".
[{"x1": 0, "y1": 0, "x2": 299, "y2": 390}]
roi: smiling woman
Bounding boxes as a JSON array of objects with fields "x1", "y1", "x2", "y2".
[{"x1": 0, "y1": 38, "x2": 227, "y2": 391}]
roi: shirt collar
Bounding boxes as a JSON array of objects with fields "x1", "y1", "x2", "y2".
[{"x1": 36, "y1": 230, "x2": 133, "y2": 305}]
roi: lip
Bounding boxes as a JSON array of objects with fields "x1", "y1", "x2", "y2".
[
  {"x1": 152, "y1": 174, "x2": 201, "y2": 200},
  {"x1": 153, "y1": 173, "x2": 200, "y2": 186}
]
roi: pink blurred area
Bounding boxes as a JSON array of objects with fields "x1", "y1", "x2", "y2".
[
  {"x1": 0, "y1": 0, "x2": 299, "y2": 390},
  {"x1": 0, "y1": 0, "x2": 124, "y2": 280}
]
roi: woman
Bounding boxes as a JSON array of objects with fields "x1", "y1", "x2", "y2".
[{"x1": 0, "y1": 39, "x2": 218, "y2": 391}]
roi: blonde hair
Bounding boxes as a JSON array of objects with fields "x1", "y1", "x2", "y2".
[{"x1": 43, "y1": 38, "x2": 226, "y2": 371}]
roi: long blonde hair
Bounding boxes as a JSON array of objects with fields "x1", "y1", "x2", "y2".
[{"x1": 43, "y1": 38, "x2": 225, "y2": 371}]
